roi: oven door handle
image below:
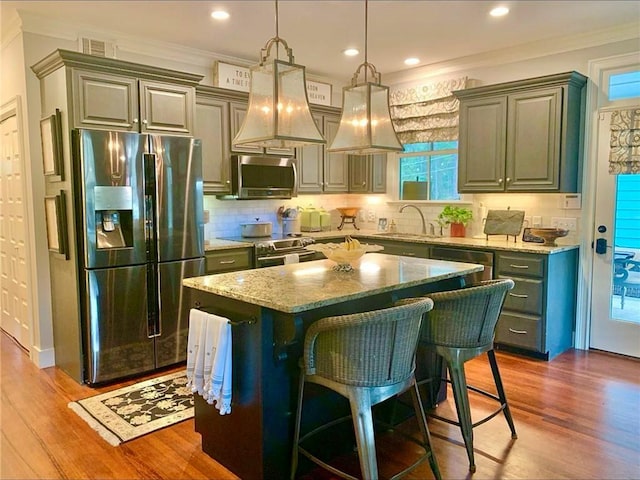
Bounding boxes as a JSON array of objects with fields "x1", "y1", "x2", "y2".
[{"x1": 257, "y1": 250, "x2": 317, "y2": 262}]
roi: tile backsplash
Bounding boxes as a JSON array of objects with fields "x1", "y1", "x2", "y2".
[{"x1": 203, "y1": 192, "x2": 581, "y2": 242}]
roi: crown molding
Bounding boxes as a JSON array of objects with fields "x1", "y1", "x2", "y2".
[{"x1": 385, "y1": 22, "x2": 640, "y2": 85}]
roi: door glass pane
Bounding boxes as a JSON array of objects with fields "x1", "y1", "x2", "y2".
[{"x1": 611, "y1": 174, "x2": 640, "y2": 322}]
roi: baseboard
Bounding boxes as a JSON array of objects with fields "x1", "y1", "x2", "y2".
[{"x1": 30, "y1": 345, "x2": 55, "y2": 368}]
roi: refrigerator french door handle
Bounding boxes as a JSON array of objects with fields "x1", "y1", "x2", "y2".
[
  {"x1": 143, "y1": 153, "x2": 158, "y2": 260},
  {"x1": 146, "y1": 264, "x2": 161, "y2": 338}
]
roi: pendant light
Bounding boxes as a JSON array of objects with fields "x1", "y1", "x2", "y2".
[
  {"x1": 233, "y1": 0, "x2": 325, "y2": 149},
  {"x1": 327, "y1": 0, "x2": 402, "y2": 154}
]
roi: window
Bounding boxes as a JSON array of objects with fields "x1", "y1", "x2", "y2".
[
  {"x1": 398, "y1": 141, "x2": 460, "y2": 201},
  {"x1": 608, "y1": 70, "x2": 640, "y2": 101}
]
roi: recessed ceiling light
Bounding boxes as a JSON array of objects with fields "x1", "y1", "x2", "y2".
[
  {"x1": 343, "y1": 48, "x2": 360, "y2": 57},
  {"x1": 490, "y1": 6, "x2": 509, "y2": 17},
  {"x1": 211, "y1": 10, "x2": 230, "y2": 20},
  {"x1": 404, "y1": 57, "x2": 420, "y2": 66}
]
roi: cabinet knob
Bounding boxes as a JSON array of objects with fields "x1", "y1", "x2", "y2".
[
  {"x1": 133, "y1": 118, "x2": 139, "y2": 124},
  {"x1": 225, "y1": 180, "x2": 230, "y2": 184},
  {"x1": 142, "y1": 119, "x2": 148, "y2": 125},
  {"x1": 498, "y1": 178, "x2": 503, "y2": 184},
  {"x1": 506, "y1": 177, "x2": 511, "y2": 183},
  {"x1": 362, "y1": 182, "x2": 366, "y2": 187}
]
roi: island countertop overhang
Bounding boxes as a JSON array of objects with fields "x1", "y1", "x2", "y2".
[{"x1": 183, "y1": 253, "x2": 483, "y2": 314}]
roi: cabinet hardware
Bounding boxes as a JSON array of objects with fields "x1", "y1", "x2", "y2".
[
  {"x1": 219, "y1": 260, "x2": 236, "y2": 264},
  {"x1": 509, "y1": 264, "x2": 529, "y2": 269},
  {"x1": 506, "y1": 177, "x2": 511, "y2": 183},
  {"x1": 133, "y1": 118, "x2": 139, "y2": 123},
  {"x1": 142, "y1": 119, "x2": 148, "y2": 125},
  {"x1": 508, "y1": 328, "x2": 528, "y2": 335},
  {"x1": 509, "y1": 292, "x2": 528, "y2": 298},
  {"x1": 402, "y1": 252, "x2": 416, "y2": 256},
  {"x1": 498, "y1": 178, "x2": 503, "y2": 184}
]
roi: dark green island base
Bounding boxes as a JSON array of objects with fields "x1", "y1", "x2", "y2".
[{"x1": 184, "y1": 253, "x2": 483, "y2": 479}]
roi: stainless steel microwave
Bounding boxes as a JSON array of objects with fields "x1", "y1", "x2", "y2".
[{"x1": 230, "y1": 155, "x2": 298, "y2": 199}]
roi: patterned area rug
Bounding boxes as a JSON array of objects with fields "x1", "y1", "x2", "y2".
[{"x1": 68, "y1": 371, "x2": 193, "y2": 446}]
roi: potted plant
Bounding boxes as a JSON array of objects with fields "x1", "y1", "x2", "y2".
[{"x1": 437, "y1": 205, "x2": 473, "y2": 237}]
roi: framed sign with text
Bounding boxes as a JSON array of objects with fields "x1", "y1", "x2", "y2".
[{"x1": 214, "y1": 61, "x2": 332, "y2": 106}]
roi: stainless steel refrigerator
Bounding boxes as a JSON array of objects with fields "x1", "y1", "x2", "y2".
[{"x1": 63, "y1": 129, "x2": 204, "y2": 384}]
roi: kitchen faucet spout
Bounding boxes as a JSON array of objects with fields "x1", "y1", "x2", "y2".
[{"x1": 399, "y1": 204, "x2": 427, "y2": 235}]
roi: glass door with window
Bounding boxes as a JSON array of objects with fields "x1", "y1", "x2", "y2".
[{"x1": 590, "y1": 74, "x2": 640, "y2": 357}]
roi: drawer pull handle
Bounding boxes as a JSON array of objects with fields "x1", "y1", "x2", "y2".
[
  {"x1": 508, "y1": 328, "x2": 528, "y2": 335},
  {"x1": 219, "y1": 260, "x2": 236, "y2": 264},
  {"x1": 509, "y1": 264, "x2": 529, "y2": 269},
  {"x1": 509, "y1": 293, "x2": 528, "y2": 298},
  {"x1": 403, "y1": 252, "x2": 416, "y2": 256}
]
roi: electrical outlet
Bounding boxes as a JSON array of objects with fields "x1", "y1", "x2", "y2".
[
  {"x1": 367, "y1": 210, "x2": 376, "y2": 222},
  {"x1": 532, "y1": 216, "x2": 542, "y2": 227},
  {"x1": 552, "y1": 217, "x2": 577, "y2": 231},
  {"x1": 358, "y1": 210, "x2": 367, "y2": 222}
]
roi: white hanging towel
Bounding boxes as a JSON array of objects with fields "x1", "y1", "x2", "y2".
[
  {"x1": 284, "y1": 253, "x2": 299, "y2": 264},
  {"x1": 186, "y1": 309, "x2": 233, "y2": 415}
]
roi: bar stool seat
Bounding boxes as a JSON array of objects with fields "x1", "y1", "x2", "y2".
[
  {"x1": 420, "y1": 279, "x2": 517, "y2": 473},
  {"x1": 291, "y1": 298, "x2": 441, "y2": 480}
]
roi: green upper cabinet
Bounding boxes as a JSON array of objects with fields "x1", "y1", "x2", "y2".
[
  {"x1": 455, "y1": 71, "x2": 587, "y2": 193},
  {"x1": 195, "y1": 88, "x2": 231, "y2": 194},
  {"x1": 72, "y1": 69, "x2": 196, "y2": 135},
  {"x1": 349, "y1": 154, "x2": 387, "y2": 193},
  {"x1": 297, "y1": 113, "x2": 349, "y2": 194}
]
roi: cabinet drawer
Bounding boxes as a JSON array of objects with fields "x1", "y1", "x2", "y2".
[
  {"x1": 497, "y1": 253, "x2": 544, "y2": 278},
  {"x1": 206, "y1": 249, "x2": 252, "y2": 273},
  {"x1": 495, "y1": 312, "x2": 542, "y2": 351},
  {"x1": 502, "y1": 276, "x2": 544, "y2": 315}
]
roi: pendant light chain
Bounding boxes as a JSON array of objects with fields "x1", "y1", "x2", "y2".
[{"x1": 364, "y1": 0, "x2": 368, "y2": 82}]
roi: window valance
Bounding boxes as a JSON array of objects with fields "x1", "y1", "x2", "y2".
[
  {"x1": 389, "y1": 77, "x2": 468, "y2": 144},
  {"x1": 610, "y1": 107, "x2": 640, "y2": 175}
]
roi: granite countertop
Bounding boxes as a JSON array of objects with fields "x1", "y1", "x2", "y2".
[
  {"x1": 204, "y1": 238, "x2": 254, "y2": 251},
  {"x1": 301, "y1": 229, "x2": 579, "y2": 255},
  {"x1": 184, "y1": 253, "x2": 483, "y2": 313}
]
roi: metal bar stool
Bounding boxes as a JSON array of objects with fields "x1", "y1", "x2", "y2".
[
  {"x1": 291, "y1": 298, "x2": 441, "y2": 480},
  {"x1": 420, "y1": 279, "x2": 517, "y2": 473}
]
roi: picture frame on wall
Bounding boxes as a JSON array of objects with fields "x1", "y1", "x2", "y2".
[
  {"x1": 40, "y1": 108, "x2": 63, "y2": 180},
  {"x1": 45, "y1": 191, "x2": 68, "y2": 259}
]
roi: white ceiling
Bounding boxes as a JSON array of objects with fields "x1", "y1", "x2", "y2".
[{"x1": 2, "y1": 1, "x2": 639, "y2": 81}]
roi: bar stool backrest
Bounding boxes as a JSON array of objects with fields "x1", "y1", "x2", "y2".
[
  {"x1": 422, "y1": 279, "x2": 515, "y2": 349},
  {"x1": 303, "y1": 297, "x2": 434, "y2": 387}
]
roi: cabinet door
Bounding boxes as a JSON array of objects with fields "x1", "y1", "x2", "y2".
[
  {"x1": 195, "y1": 97, "x2": 231, "y2": 194},
  {"x1": 139, "y1": 80, "x2": 194, "y2": 135},
  {"x1": 371, "y1": 154, "x2": 387, "y2": 193},
  {"x1": 323, "y1": 116, "x2": 349, "y2": 193},
  {"x1": 349, "y1": 155, "x2": 369, "y2": 192},
  {"x1": 506, "y1": 87, "x2": 562, "y2": 191},
  {"x1": 458, "y1": 95, "x2": 507, "y2": 192},
  {"x1": 297, "y1": 115, "x2": 324, "y2": 193},
  {"x1": 229, "y1": 102, "x2": 264, "y2": 154},
  {"x1": 72, "y1": 70, "x2": 138, "y2": 131}
]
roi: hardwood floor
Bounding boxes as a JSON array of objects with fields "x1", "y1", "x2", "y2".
[{"x1": 1, "y1": 330, "x2": 638, "y2": 479}]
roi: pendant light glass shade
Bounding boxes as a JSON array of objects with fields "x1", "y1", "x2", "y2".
[
  {"x1": 327, "y1": 0, "x2": 402, "y2": 154},
  {"x1": 235, "y1": 57, "x2": 325, "y2": 148},
  {"x1": 232, "y1": 2, "x2": 325, "y2": 149},
  {"x1": 328, "y1": 80, "x2": 401, "y2": 154}
]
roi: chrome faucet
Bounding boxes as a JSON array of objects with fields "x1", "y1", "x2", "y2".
[{"x1": 399, "y1": 204, "x2": 427, "y2": 235}]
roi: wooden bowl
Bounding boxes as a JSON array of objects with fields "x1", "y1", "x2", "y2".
[
  {"x1": 337, "y1": 207, "x2": 360, "y2": 218},
  {"x1": 529, "y1": 227, "x2": 569, "y2": 246}
]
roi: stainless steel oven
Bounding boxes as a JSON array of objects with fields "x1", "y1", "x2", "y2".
[
  {"x1": 254, "y1": 236, "x2": 320, "y2": 267},
  {"x1": 221, "y1": 235, "x2": 320, "y2": 268}
]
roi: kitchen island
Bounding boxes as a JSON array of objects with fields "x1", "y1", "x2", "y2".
[{"x1": 183, "y1": 253, "x2": 483, "y2": 479}]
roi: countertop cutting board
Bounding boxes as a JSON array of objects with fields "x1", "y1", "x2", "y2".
[{"x1": 483, "y1": 209, "x2": 525, "y2": 236}]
